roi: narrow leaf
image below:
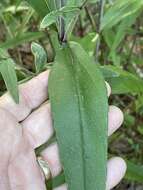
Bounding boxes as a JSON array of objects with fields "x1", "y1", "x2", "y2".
[
  {"x1": 101, "y1": 0, "x2": 143, "y2": 30},
  {"x1": 31, "y1": 42, "x2": 47, "y2": 73},
  {"x1": 0, "y1": 58, "x2": 19, "y2": 103},
  {"x1": 101, "y1": 65, "x2": 143, "y2": 94}
]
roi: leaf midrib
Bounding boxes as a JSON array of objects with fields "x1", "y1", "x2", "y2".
[{"x1": 69, "y1": 49, "x2": 86, "y2": 189}]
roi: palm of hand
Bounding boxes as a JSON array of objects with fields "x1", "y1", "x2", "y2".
[{"x1": 0, "y1": 71, "x2": 126, "y2": 190}]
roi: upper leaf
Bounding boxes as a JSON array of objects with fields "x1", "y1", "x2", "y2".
[{"x1": 40, "y1": 6, "x2": 80, "y2": 29}]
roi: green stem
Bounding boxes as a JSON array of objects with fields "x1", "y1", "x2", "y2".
[
  {"x1": 85, "y1": 6, "x2": 96, "y2": 31},
  {"x1": 46, "y1": 31, "x2": 56, "y2": 61},
  {"x1": 59, "y1": 0, "x2": 66, "y2": 43},
  {"x1": 95, "y1": 0, "x2": 105, "y2": 62}
]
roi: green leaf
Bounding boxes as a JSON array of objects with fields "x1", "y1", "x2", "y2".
[
  {"x1": 0, "y1": 57, "x2": 19, "y2": 103},
  {"x1": 101, "y1": 65, "x2": 143, "y2": 94},
  {"x1": 40, "y1": 7, "x2": 80, "y2": 29},
  {"x1": 101, "y1": 0, "x2": 143, "y2": 30},
  {"x1": 31, "y1": 42, "x2": 47, "y2": 73},
  {"x1": 25, "y1": 0, "x2": 50, "y2": 17},
  {"x1": 110, "y1": 12, "x2": 140, "y2": 53},
  {"x1": 4, "y1": 5, "x2": 29, "y2": 13},
  {"x1": 125, "y1": 160, "x2": 143, "y2": 183},
  {"x1": 64, "y1": 8, "x2": 80, "y2": 40},
  {"x1": 103, "y1": 10, "x2": 141, "y2": 60},
  {"x1": 0, "y1": 32, "x2": 45, "y2": 49},
  {"x1": 88, "y1": 0, "x2": 98, "y2": 3},
  {"x1": 40, "y1": 10, "x2": 60, "y2": 29},
  {"x1": 66, "y1": 0, "x2": 85, "y2": 7},
  {"x1": 49, "y1": 42, "x2": 108, "y2": 190},
  {"x1": 71, "y1": 33, "x2": 97, "y2": 56}
]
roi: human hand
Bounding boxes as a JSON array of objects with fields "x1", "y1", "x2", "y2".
[{"x1": 0, "y1": 70, "x2": 126, "y2": 190}]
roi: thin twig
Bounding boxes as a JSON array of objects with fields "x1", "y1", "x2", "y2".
[
  {"x1": 128, "y1": 36, "x2": 137, "y2": 62},
  {"x1": 46, "y1": 30, "x2": 56, "y2": 61},
  {"x1": 95, "y1": 0, "x2": 105, "y2": 62},
  {"x1": 59, "y1": 0, "x2": 65, "y2": 43},
  {"x1": 85, "y1": 6, "x2": 96, "y2": 31},
  {"x1": 126, "y1": 21, "x2": 139, "y2": 67},
  {"x1": 78, "y1": 15, "x2": 84, "y2": 37}
]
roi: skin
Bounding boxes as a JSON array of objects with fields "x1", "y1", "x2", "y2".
[{"x1": 0, "y1": 70, "x2": 127, "y2": 190}]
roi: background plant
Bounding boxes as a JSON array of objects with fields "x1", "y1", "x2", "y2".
[{"x1": 0, "y1": 0, "x2": 143, "y2": 189}]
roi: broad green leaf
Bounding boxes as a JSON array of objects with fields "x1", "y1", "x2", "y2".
[
  {"x1": 45, "y1": 159, "x2": 143, "y2": 187},
  {"x1": 101, "y1": 65, "x2": 143, "y2": 94},
  {"x1": 0, "y1": 58, "x2": 19, "y2": 103},
  {"x1": 25, "y1": 0, "x2": 50, "y2": 17},
  {"x1": 49, "y1": 42, "x2": 108, "y2": 190},
  {"x1": 101, "y1": 0, "x2": 143, "y2": 30},
  {"x1": 31, "y1": 42, "x2": 47, "y2": 73}
]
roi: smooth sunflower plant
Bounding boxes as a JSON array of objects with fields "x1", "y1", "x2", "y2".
[
  {"x1": 1, "y1": 0, "x2": 143, "y2": 189},
  {"x1": 39, "y1": 1, "x2": 108, "y2": 190}
]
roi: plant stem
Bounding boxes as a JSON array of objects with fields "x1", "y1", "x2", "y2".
[
  {"x1": 46, "y1": 31, "x2": 56, "y2": 61},
  {"x1": 85, "y1": 6, "x2": 96, "y2": 31},
  {"x1": 59, "y1": 0, "x2": 65, "y2": 43},
  {"x1": 128, "y1": 36, "x2": 137, "y2": 62},
  {"x1": 95, "y1": 0, "x2": 105, "y2": 62}
]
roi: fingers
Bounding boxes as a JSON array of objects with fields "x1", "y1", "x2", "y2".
[
  {"x1": 0, "y1": 108, "x2": 21, "y2": 190},
  {"x1": 108, "y1": 106, "x2": 124, "y2": 136},
  {"x1": 41, "y1": 143, "x2": 62, "y2": 177},
  {"x1": 0, "y1": 71, "x2": 109, "y2": 122},
  {"x1": 9, "y1": 133, "x2": 46, "y2": 190},
  {"x1": 0, "y1": 109, "x2": 46, "y2": 190},
  {"x1": 22, "y1": 103, "x2": 53, "y2": 148},
  {"x1": 106, "y1": 157, "x2": 127, "y2": 190},
  {"x1": 0, "y1": 70, "x2": 50, "y2": 121},
  {"x1": 52, "y1": 157, "x2": 126, "y2": 190},
  {"x1": 9, "y1": 149, "x2": 46, "y2": 190},
  {"x1": 22, "y1": 102, "x2": 123, "y2": 149}
]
